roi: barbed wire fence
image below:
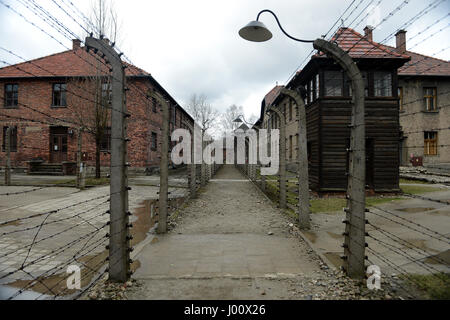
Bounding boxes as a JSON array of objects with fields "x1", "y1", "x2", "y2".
[
  {"x1": 240, "y1": 0, "x2": 450, "y2": 296},
  {"x1": 0, "y1": 0, "x2": 206, "y2": 300},
  {"x1": 0, "y1": 0, "x2": 448, "y2": 300}
]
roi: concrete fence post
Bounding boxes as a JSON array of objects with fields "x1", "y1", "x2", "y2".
[
  {"x1": 281, "y1": 88, "x2": 310, "y2": 229},
  {"x1": 314, "y1": 39, "x2": 366, "y2": 279},
  {"x1": 201, "y1": 135, "x2": 207, "y2": 186},
  {"x1": 85, "y1": 37, "x2": 130, "y2": 282},
  {"x1": 76, "y1": 127, "x2": 86, "y2": 190},
  {"x1": 153, "y1": 93, "x2": 170, "y2": 234},
  {"x1": 268, "y1": 107, "x2": 286, "y2": 209},
  {"x1": 4, "y1": 127, "x2": 11, "y2": 186},
  {"x1": 183, "y1": 120, "x2": 196, "y2": 198},
  {"x1": 260, "y1": 164, "x2": 266, "y2": 192}
]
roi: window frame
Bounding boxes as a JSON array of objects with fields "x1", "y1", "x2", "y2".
[
  {"x1": 100, "y1": 127, "x2": 111, "y2": 152},
  {"x1": 423, "y1": 87, "x2": 437, "y2": 112},
  {"x1": 373, "y1": 72, "x2": 393, "y2": 97},
  {"x1": 4, "y1": 84, "x2": 19, "y2": 108},
  {"x1": 101, "y1": 82, "x2": 112, "y2": 106},
  {"x1": 323, "y1": 70, "x2": 343, "y2": 97},
  {"x1": 424, "y1": 131, "x2": 438, "y2": 156},
  {"x1": 2, "y1": 126, "x2": 18, "y2": 152},
  {"x1": 52, "y1": 83, "x2": 67, "y2": 107},
  {"x1": 151, "y1": 132, "x2": 157, "y2": 151}
]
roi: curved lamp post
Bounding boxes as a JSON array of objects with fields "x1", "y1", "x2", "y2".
[{"x1": 239, "y1": 10, "x2": 366, "y2": 279}]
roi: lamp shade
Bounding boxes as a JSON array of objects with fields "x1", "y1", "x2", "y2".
[{"x1": 238, "y1": 20, "x2": 272, "y2": 42}]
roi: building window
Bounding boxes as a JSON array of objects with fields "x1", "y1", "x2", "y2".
[
  {"x1": 309, "y1": 79, "x2": 314, "y2": 102},
  {"x1": 306, "y1": 82, "x2": 311, "y2": 104},
  {"x1": 101, "y1": 82, "x2": 112, "y2": 105},
  {"x1": 398, "y1": 87, "x2": 404, "y2": 111},
  {"x1": 315, "y1": 74, "x2": 320, "y2": 99},
  {"x1": 100, "y1": 127, "x2": 111, "y2": 151},
  {"x1": 373, "y1": 72, "x2": 392, "y2": 97},
  {"x1": 424, "y1": 131, "x2": 437, "y2": 156},
  {"x1": 4, "y1": 84, "x2": 18, "y2": 108},
  {"x1": 424, "y1": 87, "x2": 437, "y2": 111},
  {"x1": 2, "y1": 126, "x2": 17, "y2": 152},
  {"x1": 151, "y1": 132, "x2": 157, "y2": 151},
  {"x1": 151, "y1": 97, "x2": 157, "y2": 112},
  {"x1": 52, "y1": 83, "x2": 67, "y2": 107},
  {"x1": 349, "y1": 71, "x2": 369, "y2": 97},
  {"x1": 324, "y1": 71, "x2": 342, "y2": 97}
]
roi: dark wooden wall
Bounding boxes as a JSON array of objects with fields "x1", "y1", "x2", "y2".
[
  {"x1": 306, "y1": 101, "x2": 320, "y2": 191},
  {"x1": 306, "y1": 98, "x2": 400, "y2": 192}
]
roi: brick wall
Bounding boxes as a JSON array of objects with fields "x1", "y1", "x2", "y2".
[{"x1": 0, "y1": 76, "x2": 193, "y2": 171}]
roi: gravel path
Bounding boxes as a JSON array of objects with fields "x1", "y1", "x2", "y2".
[{"x1": 90, "y1": 165, "x2": 407, "y2": 300}]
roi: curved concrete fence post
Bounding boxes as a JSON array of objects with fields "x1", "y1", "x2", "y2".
[
  {"x1": 152, "y1": 92, "x2": 170, "y2": 234},
  {"x1": 183, "y1": 120, "x2": 196, "y2": 198},
  {"x1": 267, "y1": 107, "x2": 287, "y2": 209},
  {"x1": 85, "y1": 37, "x2": 130, "y2": 282},
  {"x1": 281, "y1": 88, "x2": 310, "y2": 229},
  {"x1": 313, "y1": 39, "x2": 366, "y2": 279}
]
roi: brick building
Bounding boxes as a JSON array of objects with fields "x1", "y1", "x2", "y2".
[
  {"x1": 0, "y1": 39, "x2": 193, "y2": 175},
  {"x1": 387, "y1": 30, "x2": 450, "y2": 168}
]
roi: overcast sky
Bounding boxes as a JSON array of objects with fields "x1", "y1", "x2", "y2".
[{"x1": 0, "y1": 0, "x2": 449, "y2": 120}]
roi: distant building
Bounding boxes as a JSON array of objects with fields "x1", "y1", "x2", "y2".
[
  {"x1": 0, "y1": 39, "x2": 193, "y2": 175},
  {"x1": 386, "y1": 30, "x2": 450, "y2": 168}
]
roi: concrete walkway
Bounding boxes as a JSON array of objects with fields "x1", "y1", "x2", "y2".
[{"x1": 129, "y1": 165, "x2": 324, "y2": 299}]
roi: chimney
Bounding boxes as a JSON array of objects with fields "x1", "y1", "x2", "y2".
[
  {"x1": 72, "y1": 39, "x2": 81, "y2": 50},
  {"x1": 364, "y1": 26, "x2": 373, "y2": 41},
  {"x1": 395, "y1": 30, "x2": 407, "y2": 54}
]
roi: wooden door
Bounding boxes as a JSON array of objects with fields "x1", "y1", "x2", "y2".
[{"x1": 50, "y1": 127, "x2": 68, "y2": 163}]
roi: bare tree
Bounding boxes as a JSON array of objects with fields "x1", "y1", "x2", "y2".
[
  {"x1": 74, "y1": 0, "x2": 122, "y2": 178},
  {"x1": 186, "y1": 94, "x2": 219, "y2": 137},
  {"x1": 247, "y1": 114, "x2": 258, "y2": 126},
  {"x1": 221, "y1": 104, "x2": 243, "y2": 134},
  {"x1": 88, "y1": 0, "x2": 122, "y2": 44}
]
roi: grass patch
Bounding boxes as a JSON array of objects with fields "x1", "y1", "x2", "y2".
[
  {"x1": 401, "y1": 185, "x2": 445, "y2": 195},
  {"x1": 50, "y1": 177, "x2": 110, "y2": 186},
  {"x1": 309, "y1": 197, "x2": 403, "y2": 213},
  {"x1": 403, "y1": 273, "x2": 450, "y2": 299},
  {"x1": 400, "y1": 178, "x2": 432, "y2": 185},
  {"x1": 85, "y1": 177, "x2": 110, "y2": 186},
  {"x1": 310, "y1": 198, "x2": 346, "y2": 213}
]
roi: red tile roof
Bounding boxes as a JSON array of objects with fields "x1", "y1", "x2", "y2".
[
  {"x1": 315, "y1": 27, "x2": 410, "y2": 59},
  {"x1": 264, "y1": 85, "x2": 283, "y2": 106},
  {"x1": 0, "y1": 46, "x2": 149, "y2": 78},
  {"x1": 385, "y1": 46, "x2": 450, "y2": 76}
]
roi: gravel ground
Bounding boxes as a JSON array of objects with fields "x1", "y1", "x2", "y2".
[{"x1": 85, "y1": 165, "x2": 414, "y2": 300}]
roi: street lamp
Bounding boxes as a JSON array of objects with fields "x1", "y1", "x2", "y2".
[
  {"x1": 239, "y1": 9, "x2": 367, "y2": 279},
  {"x1": 239, "y1": 9, "x2": 314, "y2": 43}
]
